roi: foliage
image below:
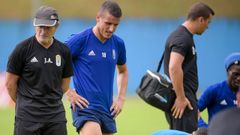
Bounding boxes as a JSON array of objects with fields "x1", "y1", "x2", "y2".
[{"x1": 1, "y1": 0, "x2": 240, "y2": 19}]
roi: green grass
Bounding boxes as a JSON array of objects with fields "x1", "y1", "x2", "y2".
[
  {"x1": 116, "y1": 97, "x2": 168, "y2": 135},
  {"x1": 0, "y1": 97, "x2": 208, "y2": 135},
  {"x1": 0, "y1": 107, "x2": 15, "y2": 135}
]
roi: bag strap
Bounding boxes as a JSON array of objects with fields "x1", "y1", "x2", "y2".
[
  {"x1": 156, "y1": 51, "x2": 195, "y2": 73},
  {"x1": 156, "y1": 53, "x2": 164, "y2": 72}
]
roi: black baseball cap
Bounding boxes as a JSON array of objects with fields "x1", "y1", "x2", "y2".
[{"x1": 33, "y1": 6, "x2": 59, "y2": 27}]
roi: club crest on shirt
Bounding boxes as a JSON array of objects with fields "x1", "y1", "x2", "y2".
[
  {"x1": 234, "y1": 100, "x2": 237, "y2": 105},
  {"x1": 112, "y1": 49, "x2": 116, "y2": 60},
  {"x1": 192, "y1": 46, "x2": 196, "y2": 55},
  {"x1": 55, "y1": 55, "x2": 61, "y2": 66},
  {"x1": 102, "y1": 52, "x2": 107, "y2": 58}
]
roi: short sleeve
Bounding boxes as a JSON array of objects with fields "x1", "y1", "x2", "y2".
[
  {"x1": 62, "y1": 47, "x2": 73, "y2": 78},
  {"x1": 117, "y1": 39, "x2": 126, "y2": 65},
  {"x1": 171, "y1": 41, "x2": 189, "y2": 57},
  {"x1": 65, "y1": 33, "x2": 84, "y2": 59},
  {"x1": 198, "y1": 86, "x2": 215, "y2": 112},
  {"x1": 7, "y1": 44, "x2": 25, "y2": 76}
]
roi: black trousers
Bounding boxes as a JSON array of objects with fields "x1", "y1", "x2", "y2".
[
  {"x1": 165, "y1": 97, "x2": 198, "y2": 133},
  {"x1": 14, "y1": 118, "x2": 67, "y2": 135}
]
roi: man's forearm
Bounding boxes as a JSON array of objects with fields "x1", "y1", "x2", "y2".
[
  {"x1": 117, "y1": 68, "x2": 128, "y2": 100},
  {"x1": 61, "y1": 77, "x2": 71, "y2": 94},
  {"x1": 170, "y1": 67, "x2": 185, "y2": 99},
  {"x1": 5, "y1": 72, "x2": 19, "y2": 102},
  {"x1": 6, "y1": 85, "x2": 17, "y2": 102},
  {"x1": 169, "y1": 52, "x2": 186, "y2": 99}
]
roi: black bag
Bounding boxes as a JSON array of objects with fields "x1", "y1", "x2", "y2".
[
  {"x1": 136, "y1": 70, "x2": 176, "y2": 112},
  {"x1": 136, "y1": 53, "x2": 176, "y2": 112}
]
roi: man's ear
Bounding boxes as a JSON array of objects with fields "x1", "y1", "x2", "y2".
[
  {"x1": 199, "y1": 16, "x2": 205, "y2": 23},
  {"x1": 96, "y1": 14, "x2": 100, "y2": 23}
]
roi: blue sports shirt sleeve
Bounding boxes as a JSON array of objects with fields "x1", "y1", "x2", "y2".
[
  {"x1": 198, "y1": 117, "x2": 208, "y2": 128},
  {"x1": 116, "y1": 37, "x2": 126, "y2": 65},
  {"x1": 197, "y1": 86, "x2": 216, "y2": 128},
  {"x1": 198, "y1": 86, "x2": 215, "y2": 112},
  {"x1": 65, "y1": 33, "x2": 84, "y2": 59}
]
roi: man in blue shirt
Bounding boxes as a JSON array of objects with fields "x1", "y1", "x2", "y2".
[
  {"x1": 65, "y1": 1, "x2": 128, "y2": 135},
  {"x1": 198, "y1": 53, "x2": 240, "y2": 127}
]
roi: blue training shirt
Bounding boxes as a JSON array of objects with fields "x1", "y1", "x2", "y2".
[
  {"x1": 198, "y1": 80, "x2": 237, "y2": 127},
  {"x1": 65, "y1": 28, "x2": 126, "y2": 115}
]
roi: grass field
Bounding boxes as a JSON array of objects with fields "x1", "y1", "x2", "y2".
[{"x1": 0, "y1": 97, "x2": 208, "y2": 135}]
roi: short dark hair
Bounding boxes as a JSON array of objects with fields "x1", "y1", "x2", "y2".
[
  {"x1": 99, "y1": 0, "x2": 122, "y2": 18},
  {"x1": 193, "y1": 128, "x2": 208, "y2": 135},
  {"x1": 187, "y1": 2, "x2": 215, "y2": 21}
]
